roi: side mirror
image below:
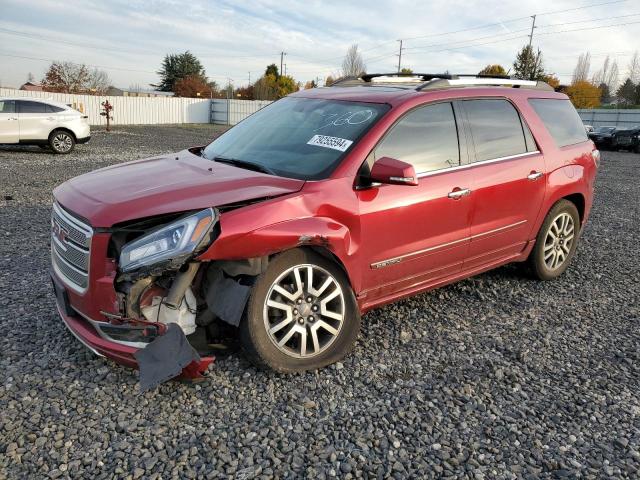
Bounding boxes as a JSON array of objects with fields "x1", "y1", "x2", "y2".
[{"x1": 369, "y1": 157, "x2": 418, "y2": 186}]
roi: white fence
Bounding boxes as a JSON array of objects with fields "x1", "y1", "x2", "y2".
[
  {"x1": 577, "y1": 109, "x2": 640, "y2": 129},
  {"x1": 0, "y1": 88, "x2": 211, "y2": 126},
  {"x1": 211, "y1": 99, "x2": 273, "y2": 125}
]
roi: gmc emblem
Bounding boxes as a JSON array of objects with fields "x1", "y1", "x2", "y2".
[{"x1": 52, "y1": 221, "x2": 69, "y2": 245}]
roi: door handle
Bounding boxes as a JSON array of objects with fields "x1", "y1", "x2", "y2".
[
  {"x1": 47, "y1": 117, "x2": 55, "y2": 121},
  {"x1": 527, "y1": 171, "x2": 544, "y2": 181},
  {"x1": 448, "y1": 188, "x2": 471, "y2": 199}
]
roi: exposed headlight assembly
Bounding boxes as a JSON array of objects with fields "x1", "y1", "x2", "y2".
[{"x1": 119, "y1": 208, "x2": 217, "y2": 272}]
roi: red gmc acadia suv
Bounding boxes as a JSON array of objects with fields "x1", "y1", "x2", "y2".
[{"x1": 51, "y1": 74, "x2": 598, "y2": 379}]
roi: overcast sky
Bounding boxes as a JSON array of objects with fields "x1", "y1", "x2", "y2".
[{"x1": 0, "y1": 0, "x2": 638, "y2": 90}]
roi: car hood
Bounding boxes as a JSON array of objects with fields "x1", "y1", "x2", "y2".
[{"x1": 53, "y1": 149, "x2": 305, "y2": 227}]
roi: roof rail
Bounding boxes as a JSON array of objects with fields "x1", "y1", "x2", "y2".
[
  {"x1": 416, "y1": 77, "x2": 554, "y2": 91},
  {"x1": 327, "y1": 72, "x2": 554, "y2": 91},
  {"x1": 361, "y1": 72, "x2": 454, "y2": 82}
]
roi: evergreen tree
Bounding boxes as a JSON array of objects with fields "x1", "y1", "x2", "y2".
[
  {"x1": 616, "y1": 78, "x2": 636, "y2": 105},
  {"x1": 598, "y1": 82, "x2": 611, "y2": 104},
  {"x1": 513, "y1": 45, "x2": 545, "y2": 81},
  {"x1": 154, "y1": 51, "x2": 206, "y2": 92},
  {"x1": 265, "y1": 64, "x2": 279, "y2": 78}
]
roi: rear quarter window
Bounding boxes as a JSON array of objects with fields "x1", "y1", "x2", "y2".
[
  {"x1": 46, "y1": 104, "x2": 66, "y2": 113},
  {"x1": 463, "y1": 99, "x2": 528, "y2": 162},
  {"x1": 529, "y1": 99, "x2": 588, "y2": 147}
]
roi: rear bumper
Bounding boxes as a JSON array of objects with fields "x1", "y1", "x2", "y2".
[{"x1": 77, "y1": 135, "x2": 91, "y2": 144}]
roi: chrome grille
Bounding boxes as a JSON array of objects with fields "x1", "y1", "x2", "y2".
[{"x1": 51, "y1": 203, "x2": 92, "y2": 292}]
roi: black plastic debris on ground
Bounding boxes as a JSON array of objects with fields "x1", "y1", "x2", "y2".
[{"x1": 134, "y1": 323, "x2": 200, "y2": 392}]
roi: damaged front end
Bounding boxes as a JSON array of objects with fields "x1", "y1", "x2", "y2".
[{"x1": 104, "y1": 208, "x2": 268, "y2": 390}]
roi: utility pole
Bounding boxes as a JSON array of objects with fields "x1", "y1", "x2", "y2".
[
  {"x1": 284, "y1": 64, "x2": 287, "y2": 76},
  {"x1": 248, "y1": 71, "x2": 251, "y2": 86},
  {"x1": 280, "y1": 51, "x2": 287, "y2": 76},
  {"x1": 397, "y1": 40, "x2": 403, "y2": 72},
  {"x1": 528, "y1": 15, "x2": 537, "y2": 48}
]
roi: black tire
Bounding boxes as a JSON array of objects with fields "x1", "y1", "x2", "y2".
[
  {"x1": 528, "y1": 199, "x2": 581, "y2": 281},
  {"x1": 240, "y1": 248, "x2": 360, "y2": 372},
  {"x1": 48, "y1": 130, "x2": 75, "y2": 154}
]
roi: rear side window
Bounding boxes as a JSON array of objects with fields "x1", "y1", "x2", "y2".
[
  {"x1": 0, "y1": 100, "x2": 15, "y2": 113},
  {"x1": 373, "y1": 102, "x2": 460, "y2": 173},
  {"x1": 46, "y1": 104, "x2": 65, "y2": 113},
  {"x1": 529, "y1": 99, "x2": 588, "y2": 147},
  {"x1": 17, "y1": 101, "x2": 47, "y2": 113},
  {"x1": 463, "y1": 99, "x2": 528, "y2": 162}
]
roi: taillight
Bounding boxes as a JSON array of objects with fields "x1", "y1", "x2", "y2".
[{"x1": 591, "y1": 149, "x2": 600, "y2": 168}]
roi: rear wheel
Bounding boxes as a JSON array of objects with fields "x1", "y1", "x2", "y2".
[
  {"x1": 49, "y1": 130, "x2": 75, "y2": 154},
  {"x1": 528, "y1": 200, "x2": 580, "y2": 280},
  {"x1": 240, "y1": 248, "x2": 360, "y2": 372}
]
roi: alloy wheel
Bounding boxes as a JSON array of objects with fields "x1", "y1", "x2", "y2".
[
  {"x1": 543, "y1": 212, "x2": 575, "y2": 270},
  {"x1": 263, "y1": 264, "x2": 345, "y2": 358},
  {"x1": 53, "y1": 133, "x2": 73, "y2": 153}
]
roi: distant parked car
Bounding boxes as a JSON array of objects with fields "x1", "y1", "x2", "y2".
[
  {"x1": 584, "y1": 124, "x2": 594, "y2": 133},
  {"x1": 0, "y1": 98, "x2": 90, "y2": 153},
  {"x1": 611, "y1": 126, "x2": 640, "y2": 153},
  {"x1": 588, "y1": 126, "x2": 616, "y2": 149}
]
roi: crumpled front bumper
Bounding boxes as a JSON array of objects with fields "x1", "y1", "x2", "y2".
[{"x1": 52, "y1": 271, "x2": 213, "y2": 379}]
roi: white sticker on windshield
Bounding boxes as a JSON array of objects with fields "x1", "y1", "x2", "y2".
[{"x1": 307, "y1": 134, "x2": 353, "y2": 152}]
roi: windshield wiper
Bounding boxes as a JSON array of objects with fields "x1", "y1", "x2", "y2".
[{"x1": 212, "y1": 156, "x2": 276, "y2": 175}]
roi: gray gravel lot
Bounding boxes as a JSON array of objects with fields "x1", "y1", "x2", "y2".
[{"x1": 1, "y1": 125, "x2": 639, "y2": 479}]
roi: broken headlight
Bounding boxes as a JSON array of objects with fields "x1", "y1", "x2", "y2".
[{"x1": 119, "y1": 208, "x2": 217, "y2": 272}]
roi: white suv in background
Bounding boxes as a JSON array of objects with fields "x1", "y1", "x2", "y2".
[{"x1": 0, "y1": 98, "x2": 90, "y2": 154}]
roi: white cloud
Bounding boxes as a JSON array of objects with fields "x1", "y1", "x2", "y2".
[{"x1": 0, "y1": 0, "x2": 638, "y2": 89}]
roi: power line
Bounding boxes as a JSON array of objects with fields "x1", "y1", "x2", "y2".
[
  {"x1": 537, "y1": 11, "x2": 640, "y2": 30},
  {"x1": 536, "y1": 19, "x2": 640, "y2": 36},
  {"x1": 399, "y1": 0, "x2": 626, "y2": 42},
  {"x1": 0, "y1": 52, "x2": 247, "y2": 81},
  {"x1": 0, "y1": 27, "x2": 280, "y2": 60},
  {"x1": 402, "y1": 28, "x2": 531, "y2": 51}
]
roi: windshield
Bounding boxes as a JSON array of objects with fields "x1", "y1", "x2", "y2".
[
  {"x1": 595, "y1": 127, "x2": 615, "y2": 133},
  {"x1": 202, "y1": 97, "x2": 389, "y2": 180}
]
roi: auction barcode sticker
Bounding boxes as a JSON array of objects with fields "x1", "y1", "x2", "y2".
[{"x1": 307, "y1": 135, "x2": 353, "y2": 152}]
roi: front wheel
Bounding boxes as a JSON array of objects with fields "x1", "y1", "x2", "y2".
[
  {"x1": 528, "y1": 200, "x2": 581, "y2": 281},
  {"x1": 240, "y1": 248, "x2": 360, "y2": 372},
  {"x1": 49, "y1": 130, "x2": 75, "y2": 154}
]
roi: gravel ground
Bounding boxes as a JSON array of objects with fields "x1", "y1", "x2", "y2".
[{"x1": 1, "y1": 125, "x2": 639, "y2": 479}]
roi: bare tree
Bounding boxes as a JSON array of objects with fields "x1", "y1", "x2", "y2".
[
  {"x1": 341, "y1": 44, "x2": 366, "y2": 78},
  {"x1": 605, "y1": 60, "x2": 619, "y2": 92},
  {"x1": 41, "y1": 61, "x2": 110, "y2": 94},
  {"x1": 628, "y1": 50, "x2": 640, "y2": 83},
  {"x1": 593, "y1": 56, "x2": 619, "y2": 92},
  {"x1": 86, "y1": 68, "x2": 111, "y2": 94},
  {"x1": 572, "y1": 52, "x2": 591, "y2": 84}
]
